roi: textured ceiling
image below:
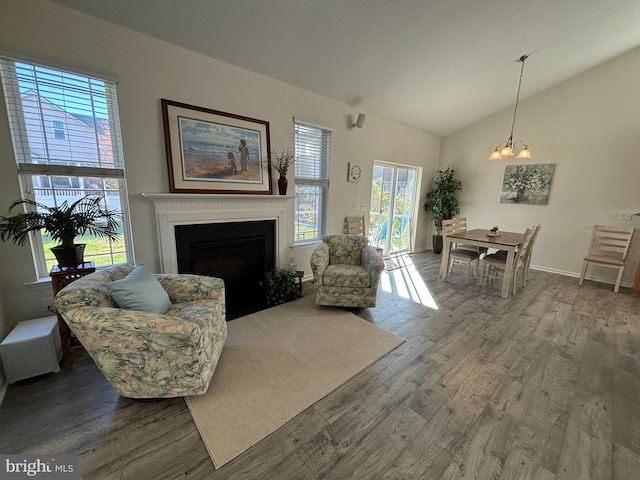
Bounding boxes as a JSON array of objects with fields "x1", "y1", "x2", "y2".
[{"x1": 49, "y1": 0, "x2": 640, "y2": 136}]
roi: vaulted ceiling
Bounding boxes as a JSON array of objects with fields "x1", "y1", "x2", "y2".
[{"x1": 49, "y1": 0, "x2": 640, "y2": 136}]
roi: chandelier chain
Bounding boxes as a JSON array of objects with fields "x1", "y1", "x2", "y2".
[
  {"x1": 508, "y1": 55, "x2": 528, "y2": 142},
  {"x1": 488, "y1": 53, "x2": 532, "y2": 160}
]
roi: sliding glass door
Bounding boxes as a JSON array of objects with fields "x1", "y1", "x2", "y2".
[{"x1": 369, "y1": 162, "x2": 417, "y2": 255}]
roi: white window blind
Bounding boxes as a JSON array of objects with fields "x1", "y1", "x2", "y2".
[
  {"x1": 294, "y1": 122, "x2": 331, "y2": 186},
  {"x1": 294, "y1": 120, "x2": 331, "y2": 243},
  {"x1": 0, "y1": 56, "x2": 132, "y2": 276},
  {"x1": 0, "y1": 57, "x2": 125, "y2": 177}
]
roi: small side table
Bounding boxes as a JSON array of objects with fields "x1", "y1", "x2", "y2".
[
  {"x1": 50, "y1": 262, "x2": 95, "y2": 368},
  {"x1": 295, "y1": 270, "x2": 304, "y2": 296}
]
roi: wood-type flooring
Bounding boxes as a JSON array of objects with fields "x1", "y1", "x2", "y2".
[{"x1": 1, "y1": 251, "x2": 639, "y2": 479}]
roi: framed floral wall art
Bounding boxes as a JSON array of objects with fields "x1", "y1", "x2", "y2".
[{"x1": 500, "y1": 164, "x2": 555, "y2": 205}]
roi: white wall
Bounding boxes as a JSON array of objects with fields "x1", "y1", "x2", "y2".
[
  {"x1": 0, "y1": 0, "x2": 440, "y2": 330},
  {"x1": 440, "y1": 47, "x2": 640, "y2": 286}
]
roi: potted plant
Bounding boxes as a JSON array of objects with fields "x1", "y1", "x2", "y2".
[
  {"x1": 261, "y1": 268, "x2": 301, "y2": 306},
  {"x1": 424, "y1": 167, "x2": 462, "y2": 254},
  {"x1": 270, "y1": 148, "x2": 295, "y2": 195},
  {"x1": 0, "y1": 195, "x2": 121, "y2": 268}
]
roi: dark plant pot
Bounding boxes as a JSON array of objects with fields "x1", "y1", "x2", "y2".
[
  {"x1": 277, "y1": 176, "x2": 288, "y2": 195},
  {"x1": 432, "y1": 235, "x2": 443, "y2": 254},
  {"x1": 51, "y1": 244, "x2": 86, "y2": 268}
]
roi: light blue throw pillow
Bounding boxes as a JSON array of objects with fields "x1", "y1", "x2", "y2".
[{"x1": 108, "y1": 264, "x2": 172, "y2": 314}]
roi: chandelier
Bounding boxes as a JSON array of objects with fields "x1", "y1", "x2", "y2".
[{"x1": 489, "y1": 54, "x2": 532, "y2": 160}]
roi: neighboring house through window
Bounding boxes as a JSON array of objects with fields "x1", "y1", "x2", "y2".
[
  {"x1": 294, "y1": 119, "x2": 331, "y2": 243},
  {"x1": 0, "y1": 56, "x2": 133, "y2": 277}
]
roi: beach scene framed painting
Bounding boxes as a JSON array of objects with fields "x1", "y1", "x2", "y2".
[{"x1": 162, "y1": 99, "x2": 272, "y2": 194}]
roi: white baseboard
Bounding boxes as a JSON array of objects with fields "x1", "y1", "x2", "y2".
[
  {"x1": 530, "y1": 264, "x2": 632, "y2": 288},
  {"x1": 530, "y1": 264, "x2": 578, "y2": 278}
]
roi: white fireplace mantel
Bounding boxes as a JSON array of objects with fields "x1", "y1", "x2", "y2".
[{"x1": 142, "y1": 193, "x2": 294, "y2": 273}]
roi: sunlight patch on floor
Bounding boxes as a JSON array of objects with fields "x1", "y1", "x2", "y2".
[{"x1": 380, "y1": 254, "x2": 438, "y2": 309}]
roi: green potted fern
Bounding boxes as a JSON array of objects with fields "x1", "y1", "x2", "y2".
[
  {"x1": 261, "y1": 268, "x2": 301, "y2": 306},
  {"x1": 0, "y1": 195, "x2": 121, "y2": 268},
  {"x1": 424, "y1": 167, "x2": 462, "y2": 254}
]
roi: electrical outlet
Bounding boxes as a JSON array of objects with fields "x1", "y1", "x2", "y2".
[
  {"x1": 360, "y1": 203, "x2": 367, "y2": 211},
  {"x1": 41, "y1": 296, "x2": 54, "y2": 312},
  {"x1": 619, "y1": 211, "x2": 633, "y2": 220},
  {"x1": 352, "y1": 202, "x2": 358, "y2": 211}
]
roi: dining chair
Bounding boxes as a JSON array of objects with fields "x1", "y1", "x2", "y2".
[
  {"x1": 579, "y1": 224, "x2": 635, "y2": 292},
  {"x1": 442, "y1": 218, "x2": 481, "y2": 284},
  {"x1": 453, "y1": 217, "x2": 488, "y2": 257},
  {"x1": 523, "y1": 224, "x2": 541, "y2": 286},
  {"x1": 344, "y1": 215, "x2": 365, "y2": 235},
  {"x1": 491, "y1": 224, "x2": 541, "y2": 287},
  {"x1": 480, "y1": 227, "x2": 534, "y2": 294}
]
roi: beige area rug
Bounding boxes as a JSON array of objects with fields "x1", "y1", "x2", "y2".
[{"x1": 185, "y1": 295, "x2": 404, "y2": 468}]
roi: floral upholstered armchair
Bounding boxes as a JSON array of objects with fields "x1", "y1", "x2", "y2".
[
  {"x1": 54, "y1": 265, "x2": 226, "y2": 399},
  {"x1": 310, "y1": 234, "x2": 384, "y2": 308}
]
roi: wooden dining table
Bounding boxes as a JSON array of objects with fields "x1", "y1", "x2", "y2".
[{"x1": 440, "y1": 228, "x2": 525, "y2": 297}]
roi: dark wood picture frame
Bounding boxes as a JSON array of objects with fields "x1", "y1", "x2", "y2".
[{"x1": 161, "y1": 99, "x2": 272, "y2": 194}]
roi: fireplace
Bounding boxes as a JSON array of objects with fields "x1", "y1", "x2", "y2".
[
  {"x1": 175, "y1": 220, "x2": 275, "y2": 319},
  {"x1": 143, "y1": 193, "x2": 294, "y2": 319}
]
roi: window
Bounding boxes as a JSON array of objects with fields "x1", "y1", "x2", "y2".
[
  {"x1": 51, "y1": 119, "x2": 65, "y2": 139},
  {"x1": 294, "y1": 120, "x2": 331, "y2": 243},
  {"x1": 0, "y1": 57, "x2": 133, "y2": 277}
]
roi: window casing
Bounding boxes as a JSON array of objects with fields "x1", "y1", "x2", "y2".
[
  {"x1": 294, "y1": 120, "x2": 331, "y2": 243},
  {"x1": 0, "y1": 57, "x2": 133, "y2": 278}
]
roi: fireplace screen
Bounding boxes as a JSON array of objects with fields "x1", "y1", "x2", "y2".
[{"x1": 175, "y1": 220, "x2": 276, "y2": 319}]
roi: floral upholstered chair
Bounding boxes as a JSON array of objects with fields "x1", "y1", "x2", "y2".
[
  {"x1": 310, "y1": 234, "x2": 385, "y2": 308},
  {"x1": 54, "y1": 265, "x2": 226, "y2": 399}
]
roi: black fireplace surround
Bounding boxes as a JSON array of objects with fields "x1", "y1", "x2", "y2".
[{"x1": 175, "y1": 220, "x2": 276, "y2": 320}]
